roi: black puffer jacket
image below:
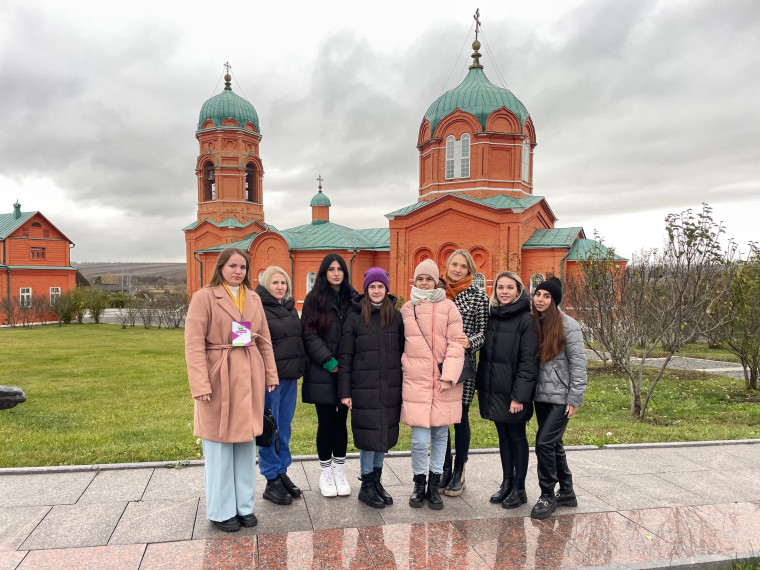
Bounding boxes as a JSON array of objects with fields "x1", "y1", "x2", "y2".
[
  {"x1": 338, "y1": 295, "x2": 405, "y2": 452},
  {"x1": 301, "y1": 288, "x2": 356, "y2": 405},
  {"x1": 255, "y1": 285, "x2": 307, "y2": 380},
  {"x1": 476, "y1": 291, "x2": 539, "y2": 424}
]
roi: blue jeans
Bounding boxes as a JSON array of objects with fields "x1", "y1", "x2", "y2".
[
  {"x1": 258, "y1": 378, "x2": 297, "y2": 480},
  {"x1": 359, "y1": 449, "x2": 385, "y2": 475},
  {"x1": 410, "y1": 425, "x2": 449, "y2": 475}
]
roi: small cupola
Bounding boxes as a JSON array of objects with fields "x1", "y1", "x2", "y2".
[{"x1": 310, "y1": 176, "x2": 331, "y2": 225}]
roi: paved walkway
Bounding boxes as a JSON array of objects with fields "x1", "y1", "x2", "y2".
[
  {"x1": 586, "y1": 350, "x2": 748, "y2": 380},
  {"x1": 1, "y1": 440, "x2": 759, "y2": 569}
]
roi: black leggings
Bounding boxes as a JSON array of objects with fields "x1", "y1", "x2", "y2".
[
  {"x1": 449, "y1": 403, "x2": 471, "y2": 466},
  {"x1": 315, "y1": 403, "x2": 348, "y2": 462},
  {"x1": 534, "y1": 401, "x2": 573, "y2": 495},
  {"x1": 494, "y1": 421, "x2": 530, "y2": 485}
]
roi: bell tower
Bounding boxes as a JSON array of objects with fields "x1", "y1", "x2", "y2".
[{"x1": 195, "y1": 68, "x2": 265, "y2": 224}]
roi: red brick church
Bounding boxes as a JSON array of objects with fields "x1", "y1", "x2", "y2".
[{"x1": 185, "y1": 36, "x2": 615, "y2": 304}]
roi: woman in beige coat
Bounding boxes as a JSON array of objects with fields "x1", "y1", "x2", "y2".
[
  {"x1": 400, "y1": 259, "x2": 464, "y2": 510},
  {"x1": 185, "y1": 247, "x2": 278, "y2": 532}
]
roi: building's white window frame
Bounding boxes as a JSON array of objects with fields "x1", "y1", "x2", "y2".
[
  {"x1": 20, "y1": 287, "x2": 32, "y2": 308},
  {"x1": 445, "y1": 134, "x2": 471, "y2": 180},
  {"x1": 530, "y1": 273, "x2": 545, "y2": 294},
  {"x1": 473, "y1": 272, "x2": 485, "y2": 291},
  {"x1": 521, "y1": 139, "x2": 530, "y2": 182},
  {"x1": 49, "y1": 287, "x2": 61, "y2": 305},
  {"x1": 306, "y1": 272, "x2": 316, "y2": 294}
]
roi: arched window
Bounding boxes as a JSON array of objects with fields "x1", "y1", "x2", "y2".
[
  {"x1": 246, "y1": 166, "x2": 256, "y2": 202},
  {"x1": 473, "y1": 272, "x2": 485, "y2": 291},
  {"x1": 258, "y1": 271, "x2": 264, "y2": 284},
  {"x1": 445, "y1": 134, "x2": 471, "y2": 180},
  {"x1": 530, "y1": 273, "x2": 545, "y2": 294},
  {"x1": 203, "y1": 163, "x2": 215, "y2": 201},
  {"x1": 445, "y1": 136, "x2": 456, "y2": 180},
  {"x1": 521, "y1": 139, "x2": 530, "y2": 183},
  {"x1": 460, "y1": 134, "x2": 470, "y2": 178},
  {"x1": 31, "y1": 222, "x2": 41, "y2": 228},
  {"x1": 306, "y1": 272, "x2": 316, "y2": 294}
]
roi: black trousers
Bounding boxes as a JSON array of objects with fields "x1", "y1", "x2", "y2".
[
  {"x1": 314, "y1": 403, "x2": 348, "y2": 462},
  {"x1": 494, "y1": 421, "x2": 530, "y2": 486},
  {"x1": 534, "y1": 401, "x2": 573, "y2": 496},
  {"x1": 448, "y1": 403, "x2": 471, "y2": 466}
]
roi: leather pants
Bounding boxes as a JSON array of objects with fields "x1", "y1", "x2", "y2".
[{"x1": 534, "y1": 401, "x2": 573, "y2": 495}]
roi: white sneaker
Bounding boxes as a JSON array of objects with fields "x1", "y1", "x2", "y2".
[
  {"x1": 319, "y1": 470, "x2": 337, "y2": 497},
  {"x1": 333, "y1": 470, "x2": 351, "y2": 496}
]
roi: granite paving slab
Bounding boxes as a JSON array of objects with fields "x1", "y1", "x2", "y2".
[
  {"x1": 108, "y1": 499, "x2": 199, "y2": 546},
  {"x1": 614, "y1": 473, "x2": 706, "y2": 507},
  {"x1": 141, "y1": 537, "x2": 258, "y2": 569},
  {"x1": 193, "y1": 498, "x2": 314, "y2": 538},
  {"x1": 20, "y1": 502, "x2": 127, "y2": 550},
  {"x1": 78, "y1": 468, "x2": 154, "y2": 504},
  {"x1": 0, "y1": 471, "x2": 96, "y2": 507},
  {"x1": 0, "y1": 506, "x2": 49, "y2": 551},
  {"x1": 721, "y1": 443, "x2": 760, "y2": 468},
  {"x1": 656, "y1": 468, "x2": 752, "y2": 503},
  {"x1": 258, "y1": 527, "x2": 376, "y2": 569},
  {"x1": 18, "y1": 543, "x2": 145, "y2": 569},
  {"x1": 0, "y1": 551, "x2": 27, "y2": 570},
  {"x1": 302, "y1": 490, "x2": 385, "y2": 531},
  {"x1": 141, "y1": 466, "x2": 204, "y2": 502}
]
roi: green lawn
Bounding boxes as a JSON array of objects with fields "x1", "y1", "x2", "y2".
[{"x1": 1, "y1": 325, "x2": 758, "y2": 468}]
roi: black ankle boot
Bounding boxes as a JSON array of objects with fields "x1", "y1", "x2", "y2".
[
  {"x1": 502, "y1": 486, "x2": 527, "y2": 509},
  {"x1": 359, "y1": 472, "x2": 385, "y2": 508},
  {"x1": 555, "y1": 488, "x2": 578, "y2": 507},
  {"x1": 444, "y1": 462, "x2": 466, "y2": 496},
  {"x1": 490, "y1": 478, "x2": 514, "y2": 503},
  {"x1": 409, "y1": 473, "x2": 426, "y2": 508},
  {"x1": 263, "y1": 477, "x2": 293, "y2": 505},
  {"x1": 373, "y1": 467, "x2": 393, "y2": 505},
  {"x1": 427, "y1": 471, "x2": 443, "y2": 510},
  {"x1": 438, "y1": 442, "x2": 453, "y2": 491}
]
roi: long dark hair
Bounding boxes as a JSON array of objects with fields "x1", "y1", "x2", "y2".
[
  {"x1": 207, "y1": 247, "x2": 251, "y2": 289},
  {"x1": 532, "y1": 297, "x2": 565, "y2": 362},
  {"x1": 302, "y1": 254, "x2": 353, "y2": 334},
  {"x1": 361, "y1": 287, "x2": 395, "y2": 329}
]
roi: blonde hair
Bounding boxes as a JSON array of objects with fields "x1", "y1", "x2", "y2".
[
  {"x1": 490, "y1": 270, "x2": 526, "y2": 307},
  {"x1": 259, "y1": 265, "x2": 293, "y2": 300},
  {"x1": 445, "y1": 249, "x2": 477, "y2": 279}
]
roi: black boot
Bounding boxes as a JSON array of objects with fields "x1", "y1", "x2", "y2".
[
  {"x1": 359, "y1": 473, "x2": 385, "y2": 508},
  {"x1": 438, "y1": 436, "x2": 453, "y2": 491},
  {"x1": 530, "y1": 493, "x2": 557, "y2": 520},
  {"x1": 373, "y1": 467, "x2": 393, "y2": 505},
  {"x1": 409, "y1": 473, "x2": 426, "y2": 508},
  {"x1": 555, "y1": 488, "x2": 578, "y2": 507},
  {"x1": 444, "y1": 462, "x2": 466, "y2": 496},
  {"x1": 502, "y1": 479, "x2": 527, "y2": 509},
  {"x1": 490, "y1": 478, "x2": 513, "y2": 504},
  {"x1": 279, "y1": 473, "x2": 302, "y2": 498},
  {"x1": 263, "y1": 477, "x2": 293, "y2": 505},
  {"x1": 427, "y1": 471, "x2": 444, "y2": 510}
]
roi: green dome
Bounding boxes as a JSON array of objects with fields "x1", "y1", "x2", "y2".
[
  {"x1": 310, "y1": 190, "x2": 331, "y2": 207},
  {"x1": 197, "y1": 75, "x2": 259, "y2": 131},
  {"x1": 423, "y1": 67, "x2": 529, "y2": 136}
]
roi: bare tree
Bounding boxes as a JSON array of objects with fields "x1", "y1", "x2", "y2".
[
  {"x1": 138, "y1": 300, "x2": 155, "y2": 329},
  {"x1": 1, "y1": 297, "x2": 19, "y2": 326},
  {"x1": 50, "y1": 291, "x2": 75, "y2": 326},
  {"x1": 30, "y1": 294, "x2": 49, "y2": 324}
]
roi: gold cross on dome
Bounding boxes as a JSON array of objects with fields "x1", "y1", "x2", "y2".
[
  {"x1": 224, "y1": 61, "x2": 231, "y2": 74},
  {"x1": 317, "y1": 175, "x2": 323, "y2": 190},
  {"x1": 474, "y1": 9, "x2": 481, "y2": 41}
]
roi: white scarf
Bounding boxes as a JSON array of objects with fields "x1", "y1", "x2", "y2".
[{"x1": 410, "y1": 286, "x2": 446, "y2": 304}]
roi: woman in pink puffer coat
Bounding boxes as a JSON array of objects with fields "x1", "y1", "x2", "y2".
[{"x1": 400, "y1": 259, "x2": 464, "y2": 510}]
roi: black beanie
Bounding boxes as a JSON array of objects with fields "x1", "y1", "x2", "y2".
[{"x1": 535, "y1": 276, "x2": 562, "y2": 306}]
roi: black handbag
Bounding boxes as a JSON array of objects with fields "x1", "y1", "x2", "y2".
[{"x1": 256, "y1": 407, "x2": 280, "y2": 453}]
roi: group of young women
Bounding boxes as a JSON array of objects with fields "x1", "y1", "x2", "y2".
[{"x1": 185, "y1": 247, "x2": 587, "y2": 532}]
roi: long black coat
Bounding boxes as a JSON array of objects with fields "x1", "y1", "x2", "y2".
[
  {"x1": 301, "y1": 288, "x2": 356, "y2": 405},
  {"x1": 338, "y1": 295, "x2": 405, "y2": 452},
  {"x1": 255, "y1": 285, "x2": 307, "y2": 380},
  {"x1": 476, "y1": 292, "x2": 539, "y2": 424}
]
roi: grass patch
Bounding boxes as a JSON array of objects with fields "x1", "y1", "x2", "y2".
[{"x1": 1, "y1": 325, "x2": 758, "y2": 467}]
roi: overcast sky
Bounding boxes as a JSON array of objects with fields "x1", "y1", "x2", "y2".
[{"x1": 1, "y1": 0, "x2": 758, "y2": 262}]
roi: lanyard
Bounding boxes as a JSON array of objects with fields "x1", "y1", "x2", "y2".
[{"x1": 222, "y1": 284, "x2": 245, "y2": 318}]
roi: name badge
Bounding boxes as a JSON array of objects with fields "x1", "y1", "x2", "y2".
[{"x1": 232, "y1": 321, "x2": 252, "y2": 347}]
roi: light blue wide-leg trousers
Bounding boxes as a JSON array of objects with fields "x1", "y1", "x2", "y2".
[{"x1": 202, "y1": 439, "x2": 256, "y2": 522}]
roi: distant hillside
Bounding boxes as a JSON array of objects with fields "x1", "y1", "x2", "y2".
[{"x1": 73, "y1": 262, "x2": 187, "y2": 281}]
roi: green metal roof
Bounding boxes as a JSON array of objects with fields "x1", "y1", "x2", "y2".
[
  {"x1": 0, "y1": 264, "x2": 77, "y2": 270},
  {"x1": 309, "y1": 190, "x2": 331, "y2": 207},
  {"x1": 279, "y1": 222, "x2": 389, "y2": 251},
  {"x1": 0, "y1": 210, "x2": 36, "y2": 239},
  {"x1": 197, "y1": 82, "x2": 259, "y2": 132},
  {"x1": 565, "y1": 238, "x2": 627, "y2": 261},
  {"x1": 522, "y1": 228, "x2": 585, "y2": 249},
  {"x1": 182, "y1": 217, "x2": 258, "y2": 232},
  {"x1": 423, "y1": 67, "x2": 530, "y2": 136},
  {"x1": 385, "y1": 193, "x2": 546, "y2": 219},
  {"x1": 196, "y1": 233, "x2": 259, "y2": 253}
]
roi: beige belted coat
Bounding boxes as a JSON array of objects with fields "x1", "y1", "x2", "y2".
[{"x1": 185, "y1": 285, "x2": 278, "y2": 443}]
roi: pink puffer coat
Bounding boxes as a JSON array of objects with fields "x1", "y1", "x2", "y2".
[{"x1": 400, "y1": 298, "x2": 465, "y2": 428}]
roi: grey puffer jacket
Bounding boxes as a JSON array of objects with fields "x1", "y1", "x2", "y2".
[{"x1": 534, "y1": 313, "x2": 587, "y2": 408}]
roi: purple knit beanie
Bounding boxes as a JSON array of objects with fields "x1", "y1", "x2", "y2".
[{"x1": 363, "y1": 267, "x2": 390, "y2": 292}]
